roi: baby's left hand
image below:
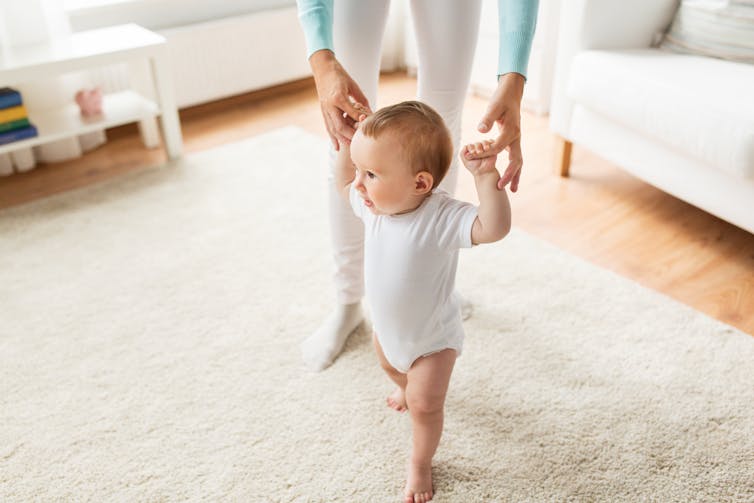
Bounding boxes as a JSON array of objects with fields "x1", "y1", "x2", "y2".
[
  {"x1": 343, "y1": 100, "x2": 371, "y2": 126},
  {"x1": 461, "y1": 140, "x2": 499, "y2": 177}
]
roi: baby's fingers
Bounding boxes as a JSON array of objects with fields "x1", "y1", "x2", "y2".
[
  {"x1": 463, "y1": 139, "x2": 495, "y2": 158},
  {"x1": 352, "y1": 101, "x2": 371, "y2": 115}
]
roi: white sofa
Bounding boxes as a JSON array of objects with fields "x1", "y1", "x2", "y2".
[{"x1": 550, "y1": 0, "x2": 754, "y2": 234}]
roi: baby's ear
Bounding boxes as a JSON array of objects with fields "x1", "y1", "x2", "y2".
[{"x1": 414, "y1": 171, "x2": 433, "y2": 194}]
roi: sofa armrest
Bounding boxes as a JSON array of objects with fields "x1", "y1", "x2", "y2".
[{"x1": 550, "y1": 0, "x2": 679, "y2": 138}]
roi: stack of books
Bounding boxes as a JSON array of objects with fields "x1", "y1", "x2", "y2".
[{"x1": 0, "y1": 88, "x2": 38, "y2": 146}]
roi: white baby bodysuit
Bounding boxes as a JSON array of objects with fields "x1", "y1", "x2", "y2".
[{"x1": 349, "y1": 184, "x2": 478, "y2": 373}]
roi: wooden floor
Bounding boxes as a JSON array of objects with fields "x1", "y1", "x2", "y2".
[{"x1": 2, "y1": 73, "x2": 752, "y2": 335}]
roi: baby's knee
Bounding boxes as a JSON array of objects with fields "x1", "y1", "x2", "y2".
[{"x1": 406, "y1": 392, "x2": 444, "y2": 416}]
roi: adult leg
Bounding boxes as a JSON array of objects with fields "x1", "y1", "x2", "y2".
[
  {"x1": 404, "y1": 348, "x2": 457, "y2": 503},
  {"x1": 411, "y1": 0, "x2": 482, "y2": 196},
  {"x1": 411, "y1": 0, "x2": 482, "y2": 325},
  {"x1": 301, "y1": 0, "x2": 392, "y2": 371}
]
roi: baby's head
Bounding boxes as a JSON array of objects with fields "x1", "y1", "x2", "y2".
[{"x1": 351, "y1": 101, "x2": 453, "y2": 215}]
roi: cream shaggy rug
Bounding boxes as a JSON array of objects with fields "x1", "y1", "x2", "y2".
[{"x1": 1, "y1": 128, "x2": 753, "y2": 502}]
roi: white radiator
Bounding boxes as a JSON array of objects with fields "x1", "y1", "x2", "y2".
[{"x1": 88, "y1": 7, "x2": 311, "y2": 109}]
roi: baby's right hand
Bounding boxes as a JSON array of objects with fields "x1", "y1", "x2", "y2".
[{"x1": 461, "y1": 140, "x2": 498, "y2": 177}]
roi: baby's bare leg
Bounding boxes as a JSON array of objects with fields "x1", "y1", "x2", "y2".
[
  {"x1": 372, "y1": 333, "x2": 408, "y2": 412},
  {"x1": 403, "y1": 348, "x2": 457, "y2": 502}
]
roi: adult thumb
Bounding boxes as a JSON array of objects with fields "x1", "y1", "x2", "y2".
[{"x1": 477, "y1": 102, "x2": 504, "y2": 133}]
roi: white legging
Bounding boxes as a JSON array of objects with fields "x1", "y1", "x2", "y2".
[{"x1": 328, "y1": 0, "x2": 482, "y2": 304}]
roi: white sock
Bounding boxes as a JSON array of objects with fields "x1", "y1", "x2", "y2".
[{"x1": 301, "y1": 302, "x2": 364, "y2": 371}]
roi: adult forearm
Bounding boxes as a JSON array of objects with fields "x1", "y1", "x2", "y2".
[
  {"x1": 297, "y1": 0, "x2": 334, "y2": 59},
  {"x1": 497, "y1": 0, "x2": 539, "y2": 77},
  {"x1": 474, "y1": 172, "x2": 512, "y2": 241}
]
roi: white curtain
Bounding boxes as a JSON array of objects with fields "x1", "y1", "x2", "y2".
[{"x1": 0, "y1": 0, "x2": 106, "y2": 175}]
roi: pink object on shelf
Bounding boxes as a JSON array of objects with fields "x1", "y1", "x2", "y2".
[{"x1": 74, "y1": 87, "x2": 103, "y2": 117}]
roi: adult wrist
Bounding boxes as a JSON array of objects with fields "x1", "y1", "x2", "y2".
[
  {"x1": 309, "y1": 49, "x2": 336, "y2": 74},
  {"x1": 497, "y1": 72, "x2": 525, "y2": 102}
]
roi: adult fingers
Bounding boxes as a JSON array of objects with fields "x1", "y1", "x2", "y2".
[
  {"x1": 497, "y1": 163, "x2": 521, "y2": 191},
  {"x1": 348, "y1": 83, "x2": 372, "y2": 115},
  {"x1": 320, "y1": 104, "x2": 340, "y2": 150},
  {"x1": 328, "y1": 106, "x2": 357, "y2": 142},
  {"x1": 497, "y1": 141, "x2": 523, "y2": 191},
  {"x1": 510, "y1": 167, "x2": 522, "y2": 192},
  {"x1": 489, "y1": 122, "x2": 520, "y2": 156},
  {"x1": 477, "y1": 99, "x2": 505, "y2": 134},
  {"x1": 336, "y1": 94, "x2": 369, "y2": 124}
]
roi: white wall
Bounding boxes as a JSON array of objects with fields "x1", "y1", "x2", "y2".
[{"x1": 69, "y1": 0, "x2": 406, "y2": 107}]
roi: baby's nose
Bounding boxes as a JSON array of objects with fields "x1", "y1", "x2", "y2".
[{"x1": 354, "y1": 174, "x2": 365, "y2": 189}]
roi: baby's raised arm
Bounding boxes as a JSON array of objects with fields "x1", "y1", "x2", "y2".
[
  {"x1": 334, "y1": 106, "x2": 369, "y2": 200},
  {"x1": 461, "y1": 140, "x2": 512, "y2": 245},
  {"x1": 334, "y1": 144, "x2": 356, "y2": 201}
]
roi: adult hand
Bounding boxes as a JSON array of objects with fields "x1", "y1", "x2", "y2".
[
  {"x1": 473, "y1": 72, "x2": 526, "y2": 192},
  {"x1": 309, "y1": 50, "x2": 372, "y2": 151}
]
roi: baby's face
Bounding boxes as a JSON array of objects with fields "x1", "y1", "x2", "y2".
[{"x1": 350, "y1": 130, "x2": 422, "y2": 215}]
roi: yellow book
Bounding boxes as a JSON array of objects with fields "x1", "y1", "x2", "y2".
[{"x1": 0, "y1": 105, "x2": 28, "y2": 123}]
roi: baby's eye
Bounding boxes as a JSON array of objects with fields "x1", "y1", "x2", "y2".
[{"x1": 367, "y1": 171, "x2": 376, "y2": 179}]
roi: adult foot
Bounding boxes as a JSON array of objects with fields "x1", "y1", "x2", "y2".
[
  {"x1": 301, "y1": 302, "x2": 363, "y2": 371},
  {"x1": 404, "y1": 459, "x2": 433, "y2": 502},
  {"x1": 386, "y1": 387, "x2": 407, "y2": 413}
]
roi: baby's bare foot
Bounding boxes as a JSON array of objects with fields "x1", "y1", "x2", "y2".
[
  {"x1": 404, "y1": 459, "x2": 433, "y2": 502},
  {"x1": 386, "y1": 387, "x2": 407, "y2": 412}
]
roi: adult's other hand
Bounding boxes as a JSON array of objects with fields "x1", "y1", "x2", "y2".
[{"x1": 472, "y1": 72, "x2": 525, "y2": 192}]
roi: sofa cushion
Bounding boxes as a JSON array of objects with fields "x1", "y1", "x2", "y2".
[
  {"x1": 568, "y1": 49, "x2": 754, "y2": 178},
  {"x1": 660, "y1": 0, "x2": 754, "y2": 65}
]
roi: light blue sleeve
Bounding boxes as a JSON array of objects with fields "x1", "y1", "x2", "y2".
[
  {"x1": 498, "y1": 0, "x2": 539, "y2": 78},
  {"x1": 296, "y1": 0, "x2": 334, "y2": 58}
]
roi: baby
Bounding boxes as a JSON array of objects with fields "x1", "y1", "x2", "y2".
[{"x1": 334, "y1": 100, "x2": 511, "y2": 502}]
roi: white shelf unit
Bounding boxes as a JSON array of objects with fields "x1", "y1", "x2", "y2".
[
  {"x1": 0, "y1": 91, "x2": 158, "y2": 156},
  {"x1": 0, "y1": 24, "x2": 182, "y2": 162}
]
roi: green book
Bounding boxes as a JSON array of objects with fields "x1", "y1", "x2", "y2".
[{"x1": 0, "y1": 118, "x2": 30, "y2": 134}]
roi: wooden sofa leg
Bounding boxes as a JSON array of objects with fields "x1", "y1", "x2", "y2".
[{"x1": 556, "y1": 136, "x2": 573, "y2": 177}]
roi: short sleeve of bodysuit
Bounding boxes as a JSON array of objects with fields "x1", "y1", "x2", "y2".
[
  {"x1": 349, "y1": 183, "x2": 366, "y2": 221},
  {"x1": 432, "y1": 191, "x2": 478, "y2": 250}
]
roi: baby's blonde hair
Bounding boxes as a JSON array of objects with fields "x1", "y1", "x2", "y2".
[{"x1": 359, "y1": 101, "x2": 452, "y2": 189}]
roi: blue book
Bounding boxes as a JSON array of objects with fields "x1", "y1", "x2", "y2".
[
  {"x1": 0, "y1": 125, "x2": 38, "y2": 146},
  {"x1": 0, "y1": 88, "x2": 23, "y2": 110}
]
